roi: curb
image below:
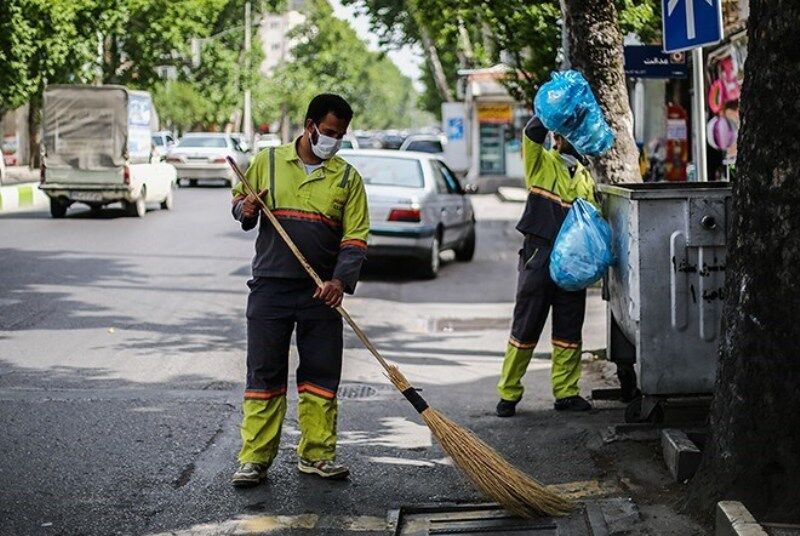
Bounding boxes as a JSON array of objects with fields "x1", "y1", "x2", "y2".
[
  {"x1": 661, "y1": 428, "x2": 702, "y2": 482},
  {"x1": 496, "y1": 186, "x2": 528, "y2": 203},
  {"x1": 0, "y1": 181, "x2": 48, "y2": 213},
  {"x1": 715, "y1": 501, "x2": 769, "y2": 536}
]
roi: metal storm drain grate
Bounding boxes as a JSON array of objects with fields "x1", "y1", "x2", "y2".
[
  {"x1": 428, "y1": 318, "x2": 511, "y2": 333},
  {"x1": 391, "y1": 500, "x2": 632, "y2": 535},
  {"x1": 338, "y1": 383, "x2": 380, "y2": 400}
]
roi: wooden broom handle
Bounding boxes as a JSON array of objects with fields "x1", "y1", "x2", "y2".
[{"x1": 227, "y1": 156, "x2": 394, "y2": 375}]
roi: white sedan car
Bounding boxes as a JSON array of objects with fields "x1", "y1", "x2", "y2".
[
  {"x1": 339, "y1": 149, "x2": 477, "y2": 278},
  {"x1": 166, "y1": 133, "x2": 250, "y2": 187}
]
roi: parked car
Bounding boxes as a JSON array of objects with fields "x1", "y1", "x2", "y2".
[
  {"x1": 166, "y1": 133, "x2": 250, "y2": 187},
  {"x1": 377, "y1": 131, "x2": 407, "y2": 150},
  {"x1": 151, "y1": 130, "x2": 176, "y2": 158},
  {"x1": 353, "y1": 131, "x2": 381, "y2": 149},
  {"x1": 399, "y1": 134, "x2": 446, "y2": 154},
  {"x1": 39, "y1": 85, "x2": 176, "y2": 218},
  {"x1": 255, "y1": 134, "x2": 281, "y2": 152},
  {"x1": 339, "y1": 149, "x2": 477, "y2": 278},
  {"x1": 340, "y1": 135, "x2": 359, "y2": 150}
]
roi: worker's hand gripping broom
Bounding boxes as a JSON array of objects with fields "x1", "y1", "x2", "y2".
[{"x1": 227, "y1": 157, "x2": 572, "y2": 518}]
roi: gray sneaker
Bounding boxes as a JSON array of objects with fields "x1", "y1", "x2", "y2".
[
  {"x1": 298, "y1": 458, "x2": 350, "y2": 480},
  {"x1": 231, "y1": 462, "x2": 268, "y2": 487}
]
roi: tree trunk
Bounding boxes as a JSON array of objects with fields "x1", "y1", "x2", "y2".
[
  {"x1": 686, "y1": 0, "x2": 800, "y2": 523},
  {"x1": 562, "y1": 0, "x2": 639, "y2": 183},
  {"x1": 407, "y1": 0, "x2": 453, "y2": 103},
  {"x1": 27, "y1": 99, "x2": 41, "y2": 170}
]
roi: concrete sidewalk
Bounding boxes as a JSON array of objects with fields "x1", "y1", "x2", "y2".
[{"x1": 1, "y1": 165, "x2": 39, "y2": 186}]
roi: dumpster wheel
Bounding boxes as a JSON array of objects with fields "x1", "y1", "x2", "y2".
[{"x1": 624, "y1": 396, "x2": 664, "y2": 424}]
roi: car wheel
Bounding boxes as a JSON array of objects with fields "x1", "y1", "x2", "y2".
[
  {"x1": 50, "y1": 197, "x2": 68, "y2": 218},
  {"x1": 125, "y1": 191, "x2": 146, "y2": 218},
  {"x1": 189, "y1": 179, "x2": 198, "y2": 187},
  {"x1": 160, "y1": 188, "x2": 174, "y2": 210},
  {"x1": 455, "y1": 224, "x2": 476, "y2": 262},
  {"x1": 417, "y1": 234, "x2": 441, "y2": 279}
]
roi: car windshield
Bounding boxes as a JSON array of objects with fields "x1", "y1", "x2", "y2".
[
  {"x1": 178, "y1": 136, "x2": 228, "y2": 148},
  {"x1": 344, "y1": 155, "x2": 424, "y2": 188},
  {"x1": 406, "y1": 139, "x2": 442, "y2": 153},
  {"x1": 341, "y1": 139, "x2": 354, "y2": 149}
]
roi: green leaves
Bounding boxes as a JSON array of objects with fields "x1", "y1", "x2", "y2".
[{"x1": 264, "y1": 0, "x2": 419, "y2": 130}]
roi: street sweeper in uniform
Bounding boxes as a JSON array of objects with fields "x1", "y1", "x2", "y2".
[
  {"x1": 495, "y1": 115, "x2": 600, "y2": 417},
  {"x1": 230, "y1": 94, "x2": 369, "y2": 487}
]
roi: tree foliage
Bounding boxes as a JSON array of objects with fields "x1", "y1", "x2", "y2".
[
  {"x1": 266, "y1": 0, "x2": 419, "y2": 130},
  {"x1": 345, "y1": 0, "x2": 660, "y2": 114}
]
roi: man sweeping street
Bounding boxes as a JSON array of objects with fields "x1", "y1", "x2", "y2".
[
  {"x1": 495, "y1": 115, "x2": 600, "y2": 417},
  {"x1": 230, "y1": 94, "x2": 369, "y2": 486}
]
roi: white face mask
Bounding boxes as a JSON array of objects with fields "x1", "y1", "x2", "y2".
[{"x1": 309, "y1": 125, "x2": 342, "y2": 160}]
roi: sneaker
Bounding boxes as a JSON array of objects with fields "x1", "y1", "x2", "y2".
[
  {"x1": 298, "y1": 458, "x2": 350, "y2": 480},
  {"x1": 496, "y1": 399, "x2": 519, "y2": 417},
  {"x1": 231, "y1": 462, "x2": 268, "y2": 487},
  {"x1": 554, "y1": 395, "x2": 592, "y2": 412}
]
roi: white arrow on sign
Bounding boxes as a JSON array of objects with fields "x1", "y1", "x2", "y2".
[{"x1": 668, "y1": 0, "x2": 713, "y2": 39}]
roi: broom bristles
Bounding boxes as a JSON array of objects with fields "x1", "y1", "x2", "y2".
[{"x1": 387, "y1": 366, "x2": 573, "y2": 518}]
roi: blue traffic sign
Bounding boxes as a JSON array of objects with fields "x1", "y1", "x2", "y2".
[{"x1": 662, "y1": 0, "x2": 724, "y2": 53}]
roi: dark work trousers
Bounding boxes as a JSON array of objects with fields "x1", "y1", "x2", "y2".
[
  {"x1": 245, "y1": 277, "x2": 343, "y2": 398},
  {"x1": 497, "y1": 235, "x2": 587, "y2": 401}
]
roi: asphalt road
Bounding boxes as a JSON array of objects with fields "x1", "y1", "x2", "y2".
[{"x1": 0, "y1": 186, "x2": 685, "y2": 536}]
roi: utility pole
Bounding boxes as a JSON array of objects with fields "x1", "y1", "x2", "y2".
[{"x1": 243, "y1": 0, "x2": 253, "y2": 147}]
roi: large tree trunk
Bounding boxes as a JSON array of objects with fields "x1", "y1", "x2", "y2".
[
  {"x1": 686, "y1": 0, "x2": 800, "y2": 522},
  {"x1": 562, "y1": 0, "x2": 640, "y2": 183}
]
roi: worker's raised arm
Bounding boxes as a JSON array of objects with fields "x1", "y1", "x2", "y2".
[
  {"x1": 332, "y1": 169, "x2": 370, "y2": 294},
  {"x1": 522, "y1": 116, "x2": 550, "y2": 188}
]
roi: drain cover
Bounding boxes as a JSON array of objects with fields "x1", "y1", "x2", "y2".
[
  {"x1": 392, "y1": 500, "x2": 630, "y2": 535},
  {"x1": 338, "y1": 383, "x2": 380, "y2": 399}
]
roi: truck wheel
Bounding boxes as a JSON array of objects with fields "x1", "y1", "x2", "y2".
[
  {"x1": 455, "y1": 224, "x2": 476, "y2": 262},
  {"x1": 125, "y1": 195, "x2": 146, "y2": 218},
  {"x1": 50, "y1": 197, "x2": 68, "y2": 218},
  {"x1": 160, "y1": 188, "x2": 174, "y2": 210},
  {"x1": 417, "y1": 235, "x2": 441, "y2": 279}
]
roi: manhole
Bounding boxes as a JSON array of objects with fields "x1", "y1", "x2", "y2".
[
  {"x1": 428, "y1": 318, "x2": 511, "y2": 333},
  {"x1": 338, "y1": 383, "x2": 380, "y2": 399}
]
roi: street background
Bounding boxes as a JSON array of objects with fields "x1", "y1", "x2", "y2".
[{"x1": 0, "y1": 189, "x2": 702, "y2": 535}]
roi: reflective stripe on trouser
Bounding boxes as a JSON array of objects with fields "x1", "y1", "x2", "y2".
[
  {"x1": 497, "y1": 236, "x2": 586, "y2": 401},
  {"x1": 238, "y1": 278, "x2": 342, "y2": 465}
]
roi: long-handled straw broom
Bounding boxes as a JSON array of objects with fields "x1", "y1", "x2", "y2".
[{"x1": 226, "y1": 156, "x2": 572, "y2": 518}]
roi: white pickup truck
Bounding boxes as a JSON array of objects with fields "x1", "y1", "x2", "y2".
[{"x1": 40, "y1": 85, "x2": 176, "y2": 218}]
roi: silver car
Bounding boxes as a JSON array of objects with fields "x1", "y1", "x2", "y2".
[
  {"x1": 339, "y1": 149, "x2": 477, "y2": 278},
  {"x1": 166, "y1": 133, "x2": 250, "y2": 187}
]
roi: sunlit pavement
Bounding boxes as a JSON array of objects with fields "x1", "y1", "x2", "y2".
[{"x1": 0, "y1": 189, "x2": 704, "y2": 535}]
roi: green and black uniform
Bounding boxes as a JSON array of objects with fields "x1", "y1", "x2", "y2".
[
  {"x1": 497, "y1": 117, "x2": 599, "y2": 403},
  {"x1": 232, "y1": 140, "x2": 369, "y2": 466}
]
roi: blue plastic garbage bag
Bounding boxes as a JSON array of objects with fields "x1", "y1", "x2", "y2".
[
  {"x1": 534, "y1": 70, "x2": 615, "y2": 156},
  {"x1": 549, "y1": 199, "x2": 614, "y2": 291}
]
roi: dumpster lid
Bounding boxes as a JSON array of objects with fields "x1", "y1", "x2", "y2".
[{"x1": 598, "y1": 182, "x2": 731, "y2": 200}]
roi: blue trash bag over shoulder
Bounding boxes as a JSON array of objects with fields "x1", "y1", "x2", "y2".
[
  {"x1": 534, "y1": 70, "x2": 615, "y2": 156},
  {"x1": 549, "y1": 199, "x2": 614, "y2": 292}
]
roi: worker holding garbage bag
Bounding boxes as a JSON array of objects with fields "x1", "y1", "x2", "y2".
[{"x1": 496, "y1": 70, "x2": 613, "y2": 416}]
